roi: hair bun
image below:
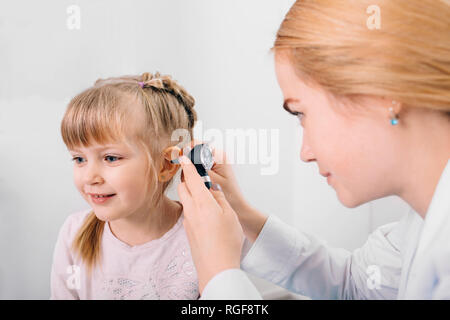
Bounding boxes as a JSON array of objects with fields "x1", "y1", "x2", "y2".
[{"x1": 140, "y1": 72, "x2": 197, "y2": 128}]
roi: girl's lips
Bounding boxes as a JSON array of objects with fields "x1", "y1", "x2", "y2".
[{"x1": 90, "y1": 194, "x2": 116, "y2": 204}]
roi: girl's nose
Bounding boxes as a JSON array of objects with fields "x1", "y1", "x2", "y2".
[{"x1": 84, "y1": 163, "x2": 104, "y2": 185}]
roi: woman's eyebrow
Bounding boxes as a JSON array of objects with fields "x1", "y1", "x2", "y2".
[{"x1": 283, "y1": 98, "x2": 301, "y2": 115}]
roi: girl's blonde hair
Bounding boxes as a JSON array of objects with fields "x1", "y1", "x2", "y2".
[
  {"x1": 61, "y1": 72, "x2": 197, "y2": 275},
  {"x1": 274, "y1": 0, "x2": 450, "y2": 116}
]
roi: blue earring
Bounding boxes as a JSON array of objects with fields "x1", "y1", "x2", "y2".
[{"x1": 389, "y1": 101, "x2": 399, "y2": 125}]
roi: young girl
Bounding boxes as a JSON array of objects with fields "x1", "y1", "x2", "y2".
[{"x1": 50, "y1": 72, "x2": 200, "y2": 299}]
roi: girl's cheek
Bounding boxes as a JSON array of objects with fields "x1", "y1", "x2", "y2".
[{"x1": 73, "y1": 171, "x2": 82, "y2": 189}]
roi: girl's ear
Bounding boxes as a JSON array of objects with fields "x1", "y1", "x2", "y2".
[{"x1": 158, "y1": 146, "x2": 182, "y2": 182}]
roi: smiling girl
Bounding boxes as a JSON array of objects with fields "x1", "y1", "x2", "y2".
[{"x1": 50, "y1": 72, "x2": 199, "y2": 299}]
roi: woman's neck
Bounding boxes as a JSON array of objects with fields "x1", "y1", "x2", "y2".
[
  {"x1": 108, "y1": 196, "x2": 183, "y2": 247},
  {"x1": 397, "y1": 112, "x2": 450, "y2": 219},
  {"x1": 399, "y1": 156, "x2": 449, "y2": 219}
]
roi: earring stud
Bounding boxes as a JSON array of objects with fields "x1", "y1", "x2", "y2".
[{"x1": 389, "y1": 101, "x2": 399, "y2": 125}]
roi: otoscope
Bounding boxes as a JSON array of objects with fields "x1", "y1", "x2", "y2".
[{"x1": 171, "y1": 143, "x2": 214, "y2": 189}]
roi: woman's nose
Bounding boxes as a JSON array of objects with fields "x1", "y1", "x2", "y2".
[{"x1": 300, "y1": 135, "x2": 316, "y2": 163}]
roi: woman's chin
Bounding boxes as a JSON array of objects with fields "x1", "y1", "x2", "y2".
[{"x1": 336, "y1": 188, "x2": 365, "y2": 209}]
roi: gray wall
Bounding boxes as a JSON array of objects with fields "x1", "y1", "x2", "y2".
[{"x1": 0, "y1": 0, "x2": 409, "y2": 299}]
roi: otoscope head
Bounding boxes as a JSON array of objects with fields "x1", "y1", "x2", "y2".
[{"x1": 171, "y1": 143, "x2": 214, "y2": 189}]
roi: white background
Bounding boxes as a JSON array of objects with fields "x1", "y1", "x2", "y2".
[{"x1": 0, "y1": 0, "x2": 409, "y2": 299}]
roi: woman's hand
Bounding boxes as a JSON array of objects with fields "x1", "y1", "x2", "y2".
[
  {"x1": 180, "y1": 144, "x2": 268, "y2": 243},
  {"x1": 207, "y1": 148, "x2": 249, "y2": 214},
  {"x1": 207, "y1": 148, "x2": 268, "y2": 243},
  {"x1": 177, "y1": 155, "x2": 244, "y2": 294}
]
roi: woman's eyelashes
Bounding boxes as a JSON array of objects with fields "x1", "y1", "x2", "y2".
[{"x1": 71, "y1": 155, "x2": 123, "y2": 164}]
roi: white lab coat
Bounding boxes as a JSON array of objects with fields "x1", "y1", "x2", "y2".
[{"x1": 200, "y1": 159, "x2": 450, "y2": 299}]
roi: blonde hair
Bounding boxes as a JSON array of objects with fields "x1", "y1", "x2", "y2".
[
  {"x1": 274, "y1": 0, "x2": 450, "y2": 117},
  {"x1": 61, "y1": 72, "x2": 197, "y2": 275}
]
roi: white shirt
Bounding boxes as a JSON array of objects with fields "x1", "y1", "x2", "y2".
[{"x1": 200, "y1": 159, "x2": 450, "y2": 299}]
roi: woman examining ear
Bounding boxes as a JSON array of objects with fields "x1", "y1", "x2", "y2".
[{"x1": 178, "y1": 0, "x2": 450, "y2": 299}]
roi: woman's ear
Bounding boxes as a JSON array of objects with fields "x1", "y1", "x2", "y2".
[{"x1": 158, "y1": 146, "x2": 182, "y2": 182}]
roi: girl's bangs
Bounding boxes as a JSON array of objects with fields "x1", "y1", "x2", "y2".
[{"x1": 61, "y1": 87, "x2": 135, "y2": 150}]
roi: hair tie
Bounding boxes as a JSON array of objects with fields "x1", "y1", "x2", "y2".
[{"x1": 138, "y1": 81, "x2": 145, "y2": 88}]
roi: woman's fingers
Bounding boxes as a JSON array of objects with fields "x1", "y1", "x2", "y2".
[
  {"x1": 210, "y1": 186, "x2": 232, "y2": 213},
  {"x1": 208, "y1": 170, "x2": 228, "y2": 190},
  {"x1": 211, "y1": 147, "x2": 226, "y2": 166},
  {"x1": 177, "y1": 181, "x2": 190, "y2": 199},
  {"x1": 177, "y1": 182, "x2": 194, "y2": 213},
  {"x1": 179, "y1": 156, "x2": 212, "y2": 201}
]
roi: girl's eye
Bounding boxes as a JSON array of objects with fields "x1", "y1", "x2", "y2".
[
  {"x1": 71, "y1": 156, "x2": 122, "y2": 164},
  {"x1": 71, "y1": 156, "x2": 85, "y2": 164},
  {"x1": 105, "y1": 155, "x2": 121, "y2": 162}
]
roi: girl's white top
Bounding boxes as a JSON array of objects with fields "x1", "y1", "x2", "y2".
[{"x1": 50, "y1": 210, "x2": 199, "y2": 299}]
